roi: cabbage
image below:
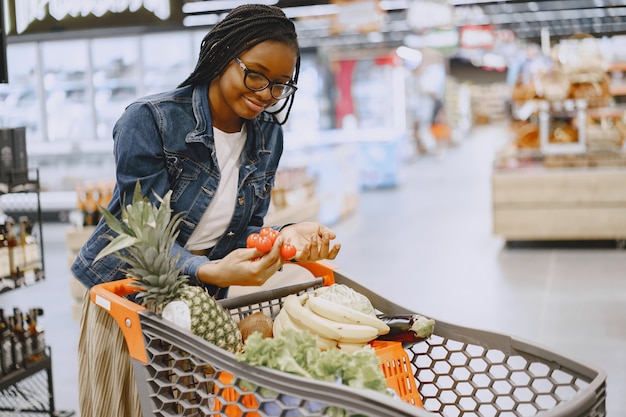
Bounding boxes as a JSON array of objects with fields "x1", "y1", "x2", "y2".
[{"x1": 317, "y1": 284, "x2": 376, "y2": 315}]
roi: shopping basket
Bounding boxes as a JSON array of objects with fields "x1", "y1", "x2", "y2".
[{"x1": 90, "y1": 261, "x2": 606, "y2": 417}]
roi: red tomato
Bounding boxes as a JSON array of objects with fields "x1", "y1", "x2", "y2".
[
  {"x1": 255, "y1": 235, "x2": 273, "y2": 253},
  {"x1": 260, "y1": 227, "x2": 279, "y2": 244},
  {"x1": 280, "y1": 243, "x2": 297, "y2": 260},
  {"x1": 246, "y1": 233, "x2": 260, "y2": 248}
]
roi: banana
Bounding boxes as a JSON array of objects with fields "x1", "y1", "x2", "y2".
[
  {"x1": 337, "y1": 342, "x2": 369, "y2": 353},
  {"x1": 315, "y1": 335, "x2": 338, "y2": 351},
  {"x1": 304, "y1": 303, "x2": 379, "y2": 343},
  {"x1": 272, "y1": 311, "x2": 286, "y2": 337},
  {"x1": 277, "y1": 308, "x2": 303, "y2": 333},
  {"x1": 279, "y1": 309, "x2": 337, "y2": 350},
  {"x1": 307, "y1": 295, "x2": 390, "y2": 335},
  {"x1": 283, "y1": 293, "x2": 344, "y2": 340},
  {"x1": 273, "y1": 308, "x2": 337, "y2": 350},
  {"x1": 283, "y1": 293, "x2": 380, "y2": 343}
]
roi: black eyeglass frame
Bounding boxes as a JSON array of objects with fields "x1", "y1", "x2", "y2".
[{"x1": 235, "y1": 57, "x2": 298, "y2": 100}]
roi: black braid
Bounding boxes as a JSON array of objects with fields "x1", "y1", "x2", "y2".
[{"x1": 179, "y1": 4, "x2": 300, "y2": 125}]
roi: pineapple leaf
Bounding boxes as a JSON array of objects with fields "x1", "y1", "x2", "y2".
[
  {"x1": 98, "y1": 204, "x2": 134, "y2": 237},
  {"x1": 154, "y1": 189, "x2": 173, "y2": 228},
  {"x1": 93, "y1": 234, "x2": 140, "y2": 262}
]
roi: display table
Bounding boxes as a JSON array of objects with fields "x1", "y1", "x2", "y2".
[{"x1": 492, "y1": 164, "x2": 626, "y2": 241}]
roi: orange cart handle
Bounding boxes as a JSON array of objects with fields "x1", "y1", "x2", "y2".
[
  {"x1": 293, "y1": 260, "x2": 338, "y2": 286},
  {"x1": 89, "y1": 261, "x2": 337, "y2": 364},
  {"x1": 89, "y1": 278, "x2": 149, "y2": 364}
]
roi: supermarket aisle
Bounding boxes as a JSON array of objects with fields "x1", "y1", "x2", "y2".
[
  {"x1": 3, "y1": 122, "x2": 624, "y2": 416},
  {"x1": 331, "y1": 123, "x2": 625, "y2": 416}
]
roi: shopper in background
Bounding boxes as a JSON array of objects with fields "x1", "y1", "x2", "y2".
[{"x1": 71, "y1": 5, "x2": 341, "y2": 417}]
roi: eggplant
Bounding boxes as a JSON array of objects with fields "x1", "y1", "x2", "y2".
[{"x1": 375, "y1": 314, "x2": 435, "y2": 344}]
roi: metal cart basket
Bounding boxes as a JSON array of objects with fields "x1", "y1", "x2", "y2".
[{"x1": 90, "y1": 262, "x2": 606, "y2": 417}]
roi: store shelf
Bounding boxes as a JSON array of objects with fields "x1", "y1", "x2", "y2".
[
  {"x1": 0, "y1": 349, "x2": 51, "y2": 391},
  {"x1": 609, "y1": 84, "x2": 626, "y2": 97},
  {"x1": 0, "y1": 169, "x2": 73, "y2": 416},
  {"x1": 492, "y1": 165, "x2": 626, "y2": 241},
  {"x1": 0, "y1": 169, "x2": 46, "y2": 294},
  {"x1": 0, "y1": 348, "x2": 75, "y2": 416}
]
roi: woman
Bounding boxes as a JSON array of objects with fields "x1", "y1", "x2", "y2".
[{"x1": 71, "y1": 5, "x2": 340, "y2": 416}]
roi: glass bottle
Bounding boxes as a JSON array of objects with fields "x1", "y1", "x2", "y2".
[
  {"x1": 12, "y1": 307, "x2": 31, "y2": 366},
  {"x1": 8, "y1": 315, "x2": 24, "y2": 371},
  {"x1": 27, "y1": 307, "x2": 45, "y2": 361},
  {"x1": 82, "y1": 186, "x2": 99, "y2": 226},
  {"x1": 0, "y1": 309, "x2": 13, "y2": 375},
  {"x1": 5, "y1": 217, "x2": 24, "y2": 287},
  {"x1": 0, "y1": 223, "x2": 13, "y2": 290},
  {"x1": 18, "y1": 216, "x2": 39, "y2": 284}
]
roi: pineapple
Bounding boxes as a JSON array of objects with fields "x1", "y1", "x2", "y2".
[{"x1": 94, "y1": 181, "x2": 243, "y2": 353}]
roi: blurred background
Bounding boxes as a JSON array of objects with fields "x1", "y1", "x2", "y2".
[{"x1": 1, "y1": 0, "x2": 626, "y2": 416}]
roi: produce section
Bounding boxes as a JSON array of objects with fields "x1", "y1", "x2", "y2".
[{"x1": 494, "y1": 35, "x2": 626, "y2": 242}]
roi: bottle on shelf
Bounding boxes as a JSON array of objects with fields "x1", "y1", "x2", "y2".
[
  {"x1": 0, "y1": 223, "x2": 14, "y2": 292},
  {"x1": 5, "y1": 217, "x2": 25, "y2": 287},
  {"x1": 0, "y1": 309, "x2": 14, "y2": 375},
  {"x1": 18, "y1": 216, "x2": 40, "y2": 284},
  {"x1": 26, "y1": 307, "x2": 45, "y2": 362},
  {"x1": 13, "y1": 308, "x2": 33, "y2": 367},
  {"x1": 8, "y1": 315, "x2": 24, "y2": 371},
  {"x1": 82, "y1": 186, "x2": 100, "y2": 226}
]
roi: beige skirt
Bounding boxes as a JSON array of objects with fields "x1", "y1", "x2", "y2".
[{"x1": 78, "y1": 289, "x2": 143, "y2": 417}]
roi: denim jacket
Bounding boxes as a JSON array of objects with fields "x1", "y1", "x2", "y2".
[{"x1": 71, "y1": 84, "x2": 283, "y2": 297}]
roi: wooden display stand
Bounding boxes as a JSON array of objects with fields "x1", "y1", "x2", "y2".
[{"x1": 492, "y1": 166, "x2": 626, "y2": 241}]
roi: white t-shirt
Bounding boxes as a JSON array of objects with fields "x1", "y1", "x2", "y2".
[{"x1": 185, "y1": 126, "x2": 247, "y2": 251}]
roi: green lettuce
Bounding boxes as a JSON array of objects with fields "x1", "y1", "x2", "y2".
[{"x1": 235, "y1": 329, "x2": 391, "y2": 414}]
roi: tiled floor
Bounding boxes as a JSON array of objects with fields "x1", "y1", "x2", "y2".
[{"x1": 2, "y1": 122, "x2": 624, "y2": 416}]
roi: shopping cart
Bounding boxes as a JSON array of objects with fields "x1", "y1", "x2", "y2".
[{"x1": 90, "y1": 261, "x2": 606, "y2": 417}]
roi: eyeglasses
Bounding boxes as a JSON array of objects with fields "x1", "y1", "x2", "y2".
[{"x1": 235, "y1": 57, "x2": 297, "y2": 100}]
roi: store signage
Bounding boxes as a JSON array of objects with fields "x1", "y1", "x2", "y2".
[
  {"x1": 459, "y1": 24, "x2": 496, "y2": 50},
  {"x1": 406, "y1": 0, "x2": 454, "y2": 33},
  {"x1": 330, "y1": 0, "x2": 384, "y2": 35},
  {"x1": 5, "y1": 0, "x2": 182, "y2": 35}
]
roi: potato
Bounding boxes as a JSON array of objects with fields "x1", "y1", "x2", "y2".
[{"x1": 238, "y1": 311, "x2": 274, "y2": 341}]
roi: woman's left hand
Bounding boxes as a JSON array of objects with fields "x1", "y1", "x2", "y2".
[{"x1": 279, "y1": 222, "x2": 341, "y2": 262}]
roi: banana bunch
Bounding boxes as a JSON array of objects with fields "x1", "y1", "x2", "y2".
[{"x1": 274, "y1": 289, "x2": 390, "y2": 352}]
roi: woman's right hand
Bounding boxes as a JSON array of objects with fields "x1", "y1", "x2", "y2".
[{"x1": 196, "y1": 237, "x2": 286, "y2": 287}]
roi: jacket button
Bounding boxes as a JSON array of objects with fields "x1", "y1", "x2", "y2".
[
  {"x1": 227, "y1": 231, "x2": 234, "y2": 237},
  {"x1": 238, "y1": 197, "x2": 245, "y2": 205}
]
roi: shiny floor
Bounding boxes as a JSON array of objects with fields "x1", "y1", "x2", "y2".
[{"x1": 3, "y1": 122, "x2": 624, "y2": 416}]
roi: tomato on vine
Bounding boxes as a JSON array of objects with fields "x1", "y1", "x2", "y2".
[
  {"x1": 280, "y1": 242, "x2": 297, "y2": 260},
  {"x1": 246, "y1": 233, "x2": 260, "y2": 249},
  {"x1": 260, "y1": 227, "x2": 280, "y2": 244},
  {"x1": 255, "y1": 235, "x2": 273, "y2": 253}
]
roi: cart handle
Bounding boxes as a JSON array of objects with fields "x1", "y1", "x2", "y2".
[
  {"x1": 291, "y1": 260, "x2": 338, "y2": 287},
  {"x1": 89, "y1": 278, "x2": 149, "y2": 363},
  {"x1": 89, "y1": 261, "x2": 338, "y2": 364}
]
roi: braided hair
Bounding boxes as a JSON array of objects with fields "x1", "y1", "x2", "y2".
[{"x1": 179, "y1": 4, "x2": 300, "y2": 124}]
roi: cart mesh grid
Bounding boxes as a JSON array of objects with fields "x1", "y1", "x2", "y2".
[
  {"x1": 137, "y1": 309, "x2": 394, "y2": 417},
  {"x1": 95, "y1": 268, "x2": 606, "y2": 417},
  {"x1": 408, "y1": 335, "x2": 604, "y2": 417}
]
